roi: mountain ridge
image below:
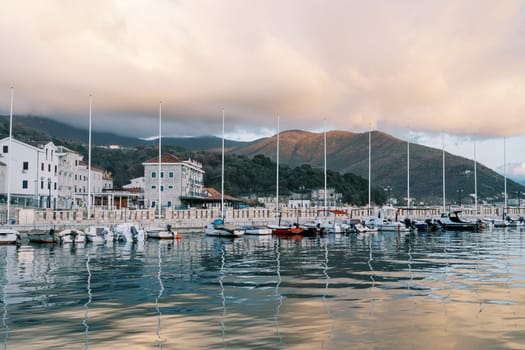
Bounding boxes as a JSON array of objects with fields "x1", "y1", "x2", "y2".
[{"x1": 1, "y1": 114, "x2": 522, "y2": 204}]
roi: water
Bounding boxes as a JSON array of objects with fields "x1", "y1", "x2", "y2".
[{"x1": 1, "y1": 230, "x2": 525, "y2": 349}]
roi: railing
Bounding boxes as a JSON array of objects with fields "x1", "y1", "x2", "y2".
[{"x1": 8, "y1": 205, "x2": 525, "y2": 229}]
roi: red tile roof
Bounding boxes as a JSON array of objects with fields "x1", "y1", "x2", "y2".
[{"x1": 144, "y1": 153, "x2": 182, "y2": 164}]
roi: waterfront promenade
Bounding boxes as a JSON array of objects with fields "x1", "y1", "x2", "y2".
[{"x1": 5, "y1": 205, "x2": 524, "y2": 232}]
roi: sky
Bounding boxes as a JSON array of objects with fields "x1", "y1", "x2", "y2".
[{"x1": 0, "y1": 0, "x2": 524, "y2": 182}]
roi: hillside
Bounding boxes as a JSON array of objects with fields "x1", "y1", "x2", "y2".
[
  {"x1": 232, "y1": 130, "x2": 524, "y2": 205},
  {"x1": 0, "y1": 115, "x2": 251, "y2": 150},
  {"x1": 0, "y1": 114, "x2": 522, "y2": 205}
]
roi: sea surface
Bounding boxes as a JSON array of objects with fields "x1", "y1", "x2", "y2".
[{"x1": 1, "y1": 229, "x2": 525, "y2": 349}]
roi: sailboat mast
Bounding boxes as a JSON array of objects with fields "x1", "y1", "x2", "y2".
[
  {"x1": 407, "y1": 137, "x2": 410, "y2": 208},
  {"x1": 87, "y1": 94, "x2": 92, "y2": 219},
  {"x1": 324, "y1": 119, "x2": 327, "y2": 213},
  {"x1": 474, "y1": 141, "x2": 478, "y2": 215},
  {"x1": 368, "y1": 125, "x2": 371, "y2": 216},
  {"x1": 221, "y1": 110, "x2": 225, "y2": 219},
  {"x1": 442, "y1": 131, "x2": 446, "y2": 213},
  {"x1": 276, "y1": 116, "x2": 280, "y2": 214},
  {"x1": 158, "y1": 101, "x2": 162, "y2": 219},
  {"x1": 504, "y1": 137, "x2": 507, "y2": 214},
  {"x1": 6, "y1": 87, "x2": 13, "y2": 223}
]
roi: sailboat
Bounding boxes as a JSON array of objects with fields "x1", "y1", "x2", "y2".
[
  {"x1": 267, "y1": 117, "x2": 303, "y2": 236},
  {"x1": 204, "y1": 111, "x2": 245, "y2": 237}
]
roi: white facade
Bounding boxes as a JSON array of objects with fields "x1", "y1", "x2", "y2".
[
  {"x1": 0, "y1": 138, "x2": 58, "y2": 208},
  {"x1": 143, "y1": 154, "x2": 205, "y2": 209},
  {"x1": 56, "y1": 146, "x2": 113, "y2": 209},
  {"x1": 0, "y1": 139, "x2": 113, "y2": 210}
]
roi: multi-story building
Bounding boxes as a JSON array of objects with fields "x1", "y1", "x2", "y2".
[
  {"x1": 56, "y1": 146, "x2": 113, "y2": 209},
  {"x1": 0, "y1": 139, "x2": 113, "y2": 210},
  {"x1": 143, "y1": 154, "x2": 205, "y2": 209},
  {"x1": 0, "y1": 138, "x2": 59, "y2": 208}
]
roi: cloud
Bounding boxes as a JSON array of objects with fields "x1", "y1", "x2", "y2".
[{"x1": 0, "y1": 0, "x2": 524, "y2": 138}]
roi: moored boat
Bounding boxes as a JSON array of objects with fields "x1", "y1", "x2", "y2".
[
  {"x1": 28, "y1": 229, "x2": 58, "y2": 243},
  {"x1": 242, "y1": 225, "x2": 272, "y2": 235},
  {"x1": 58, "y1": 229, "x2": 86, "y2": 244},
  {"x1": 113, "y1": 223, "x2": 145, "y2": 242},
  {"x1": 0, "y1": 228, "x2": 19, "y2": 245},
  {"x1": 438, "y1": 211, "x2": 482, "y2": 231},
  {"x1": 147, "y1": 225, "x2": 181, "y2": 239},
  {"x1": 269, "y1": 222, "x2": 303, "y2": 236},
  {"x1": 205, "y1": 219, "x2": 245, "y2": 237},
  {"x1": 85, "y1": 226, "x2": 114, "y2": 243}
]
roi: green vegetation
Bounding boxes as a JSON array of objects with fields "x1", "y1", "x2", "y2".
[{"x1": 194, "y1": 153, "x2": 386, "y2": 206}]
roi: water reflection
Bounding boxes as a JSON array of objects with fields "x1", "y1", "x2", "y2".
[
  {"x1": 155, "y1": 241, "x2": 165, "y2": 348},
  {"x1": 273, "y1": 238, "x2": 283, "y2": 345},
  {"x1": 82, "y1": 247, "x2": 92, "y2": 349},
  {"x1": 0, "y1": 231, "x2": 525, "y2": 349}
]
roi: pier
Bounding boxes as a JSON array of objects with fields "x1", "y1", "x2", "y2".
[{"x1": 5, "y1": 205, "x2": 525, "y2": 232}]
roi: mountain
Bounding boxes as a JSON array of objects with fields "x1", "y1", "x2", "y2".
[
  {"x1": 231, "y1": 130, "x2": 524, "y2": 205},
  {"x1": 1, "y1": 115, "x2": 522, "y2": 204},
  {"x1": 0, "y1": 115, "x2": 250, "y2": 150}
]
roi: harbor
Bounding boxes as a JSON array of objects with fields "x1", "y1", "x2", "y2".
[
  {"x1": 0, "y1": 204, "x2": 522, "y2": 235},
  {"x1": 1, "y1": 227, "x2": 525, "y2": 349}
]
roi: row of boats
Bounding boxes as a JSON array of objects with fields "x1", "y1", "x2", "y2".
[
  {"x1": 1, "y1": 211, "x2": 523, "y2": 244},
  {"x1": 0, "y1": 223, "x2": 181, "y2": 245},
  {"x1": 203, "y1": 210, "x2": 525, "y2": 238}
]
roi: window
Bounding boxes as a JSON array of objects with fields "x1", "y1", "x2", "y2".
[
  {"x1": 169, "y1": 172, "x2": 174, "y2": 178},
  {"x1": 151, "y1": 171, "x2": 157, "y2": 178},
  {"x1": 152, "y1": 185, "x2": 156, "y2": 189},
  {"x1": 41, "y1": 163, "x2": 44, "y2": 171},
  {"x1": 48, "y1": 164, "x2": 51, "y2": 172},
  {"x1": 167, "y1": 201, "x2": 172, "y2": 207},
  {"x1": 54, "y1": 182, "x2": 57, "y2": 190},
  {"x1": 151, "y1": 201, "x2": 156, "y2": 208},
  {"x1": 168, "y1": 185, "x2": 173, "y2": 189},
  {"x1": 161, "y1": 171, "x2": 164, "y2": 178},
  {"x1": 22, "y1": 161, "x2": 29, "y2": 171},
  {"x1": 22, "y1": 180, "x2": 28, "y2": 189},
  {"x1": 41, "y1": 181, "x2": 44, "y2": 189},
  {"x1": 54, "y1": 165, "x2": 57, "y2": 173},
  {"x1": 161, "y1": 185, "x2": 164, "y2": 191},
  {"x1": 2, "y1": 145, "x2": 7, "y2": 153}
]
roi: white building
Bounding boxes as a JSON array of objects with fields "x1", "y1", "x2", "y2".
[
  {"x1": 0, "y1": 139, "x2": 113, "y2": 210},
  {"x1": 56, "y1": 146, "x2": 113, "y2": 209},
  {"x1": 0, "y1": 138, "x2": 58, "y2": 208},
  {"x1": 143, "y1": 154, "x2": 205, "y2": 209}
]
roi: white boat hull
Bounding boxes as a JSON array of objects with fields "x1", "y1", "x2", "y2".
[
  {"x1": 205, "y1": 224, "x2": 244, "y2": 237},
  {"x1": 0, "y1": 229, "x2": 19, "y2": 244},
  {"x1": 59, "y1": 229, "x2": 86, "y2": 244},
  {"x1": 243, "y1": 226, "x2": 272, "y2": 235}
]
